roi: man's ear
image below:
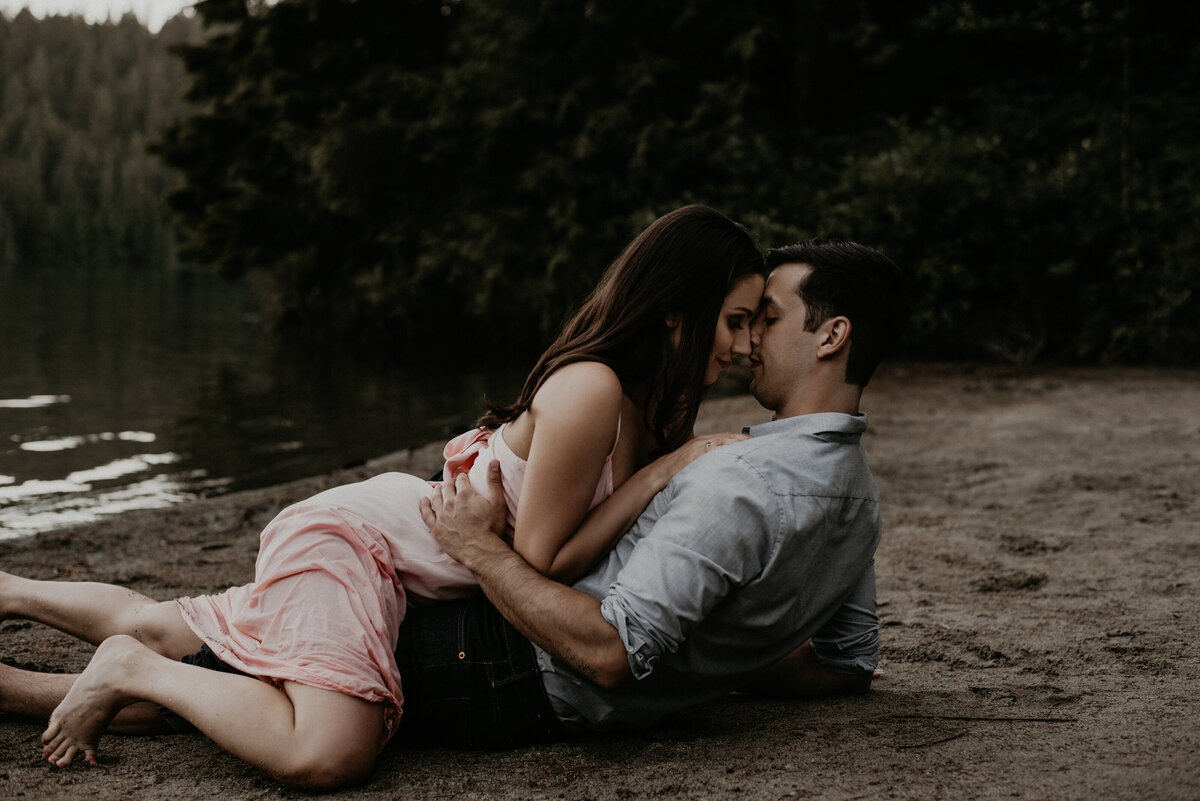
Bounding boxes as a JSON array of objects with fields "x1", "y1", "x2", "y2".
[{"x1": 816, "y1": 316, "x2": 851, "y2": 360}]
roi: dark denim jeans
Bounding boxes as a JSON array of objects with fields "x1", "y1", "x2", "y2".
[{"x1": 392, "y1": 596, "x2": 565, "y2": 749}]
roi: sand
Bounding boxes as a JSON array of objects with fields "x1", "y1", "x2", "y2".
[{"x1": 2, "y1": 364, "x2": 1197, "y2": 800}]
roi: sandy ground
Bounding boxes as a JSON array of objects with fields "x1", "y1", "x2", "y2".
[{"x1": 1, "y1": 363, "x2": 1197, "y2": 800}]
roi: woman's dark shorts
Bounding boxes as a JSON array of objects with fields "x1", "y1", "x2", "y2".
[{"x1": 166, "y1": 597, "x2": 564, "y2": 748}]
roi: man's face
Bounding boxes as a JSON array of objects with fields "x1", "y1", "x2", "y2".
[{"x1": 748, "y1": 263, "x2": 816, "y2": 412}]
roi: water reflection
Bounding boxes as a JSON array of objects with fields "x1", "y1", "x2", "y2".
[
  {"x1": 0, "y1": 395, "x2": 72, "y2": 409},
  {"x1": 0, "y1": 265, "x2": 525, "y2": 539}
]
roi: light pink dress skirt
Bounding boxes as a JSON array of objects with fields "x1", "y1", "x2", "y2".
[{"x1": 176, "y1": 424, "x2": 614, "y2": 744}]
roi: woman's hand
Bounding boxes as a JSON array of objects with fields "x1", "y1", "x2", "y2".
[{"x1": 650, "y1": 431, "x2": 749, "y2": 488}]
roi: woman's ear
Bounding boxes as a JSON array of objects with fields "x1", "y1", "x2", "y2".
[{"x1": 665, "y1": 313, "x2": 683, "y2": 348}]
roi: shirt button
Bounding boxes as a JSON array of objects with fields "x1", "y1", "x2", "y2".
[{"x1": 458, "y1": 651, "x2": 466, "y2": 660}]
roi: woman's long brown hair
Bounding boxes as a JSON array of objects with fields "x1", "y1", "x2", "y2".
[{"x1": 478, "y1": 205, "x2": 763, "y2": 456}]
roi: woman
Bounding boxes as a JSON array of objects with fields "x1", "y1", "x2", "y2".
[{"x1": 5, "y1": 205, "x2": 765, "y2": 789}]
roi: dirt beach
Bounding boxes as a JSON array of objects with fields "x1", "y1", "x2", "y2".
[{"x1": 2, "y1": 364, "x2": 1197, "y2": 800}]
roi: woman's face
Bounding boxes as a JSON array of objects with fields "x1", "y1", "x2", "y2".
[{"x1": 704, "y1": 274, "x2": 765, "y2": 385}]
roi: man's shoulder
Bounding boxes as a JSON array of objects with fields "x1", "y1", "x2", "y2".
[
  {"x1": 711, "y1": 424, "x2": 877, "y2": 503},
  {"x1": 679, "y1": 438, "x2": 776, "y2": 486}
]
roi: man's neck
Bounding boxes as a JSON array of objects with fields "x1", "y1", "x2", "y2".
[{"x1": 773, "y1": 382, "x2": 863, "y2": 420}]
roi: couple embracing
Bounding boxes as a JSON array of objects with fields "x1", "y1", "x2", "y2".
[{"x1": 2, "y1": 205, "x2": 909, "y2": 791}]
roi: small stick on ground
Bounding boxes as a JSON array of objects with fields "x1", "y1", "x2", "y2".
[
  {"x1": 895, "y1": 730, "x2": 969, "y2": 750},
  {"x1": 880, "y1": 714, "x2": 1076, "y2": 723}
]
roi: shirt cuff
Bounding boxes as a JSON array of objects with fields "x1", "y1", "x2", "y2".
[
  {"x1": 811, "y1": 622, "x2": 879, "y2": 674},
  {"x1": 600, "y1": 594, "x2": 665, "y2": 680}
]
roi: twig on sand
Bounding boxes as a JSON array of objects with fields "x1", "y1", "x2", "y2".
[
  {"x1": 885, "y1": 713, "x2": 1076, "y2": 750},
  {"x1": 895, "y1": 730, "x2": 969, "y2": 749},
  {"x1": 880, "y1": 714, "x2": 1076, "y2": 723}
]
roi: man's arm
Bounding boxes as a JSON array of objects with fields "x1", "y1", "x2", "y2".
[
  {"x1": 743, "y1": 564, "x2": 880, "y2": 698},
  {"x1": 420, "y1": 463, "x2": 632, "y2": 688},
  {"x1": 737, "y1": 641, "x2": 872, "y2": 698}
]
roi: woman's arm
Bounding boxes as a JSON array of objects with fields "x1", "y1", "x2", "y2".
[
  {"x1": 542, "y1": 430, "x2": 748, "y2": 583},
  {"x1": 507, "y1": 362, "x2": 626, "y2": 575},
  {"x1": 509, "y1": 361, "x2": 746, "y2": 581}
]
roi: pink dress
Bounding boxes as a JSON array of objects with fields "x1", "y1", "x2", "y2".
[{"x1": 176, "y1": 422, "x2": 617, "y2": 743}]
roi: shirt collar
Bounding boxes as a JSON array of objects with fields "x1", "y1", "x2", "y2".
[{"x1": 742, "y1": 411, "x2": 868, "y2": 441}]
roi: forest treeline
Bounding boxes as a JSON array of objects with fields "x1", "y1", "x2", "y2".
[
  {"x1": 4, "y1": 1, "x2": 1198, "y2": 364},
  {"x1": 0, "y1": 9, "x2": 200, "y2": 270}
]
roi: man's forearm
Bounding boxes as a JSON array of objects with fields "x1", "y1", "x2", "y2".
[
  {"x1": 458, "y1": 539, "x2": 632, "y2": 688},
  {"x1": 738, "y1": 641, "x2": 873, "y2": 698}
]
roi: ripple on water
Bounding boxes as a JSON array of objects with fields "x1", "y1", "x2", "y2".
[
  {"x1": 0, "y1": 473, "x2": 212, "y2": 539},
  {"x1": 17, "y1": 431, "x2": 158, "y2": 452},
  {"x1": 0, "y1": 395, "x2": 71, "y2": 409},
  {"x1": 0, "y1": 412, "x2": 199, "y2": 538}
]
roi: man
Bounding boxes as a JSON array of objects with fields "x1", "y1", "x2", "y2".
[{"x1": 401, "y1": 238, "x2": 909, "y2": 744}]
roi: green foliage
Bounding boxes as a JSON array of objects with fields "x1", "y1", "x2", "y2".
[
  {"x1": 0, "y1": 9, "x2": 200, "y2": 271},
  {"x1": 804, "y1": 0, "x2": 1200, "y2": 364},
  {"x1": 156, "y1": 0, "x2": 786, "y2": 351},
  {"x1": 7, "y1": 1, "x2": 1198, "y2": 364}
]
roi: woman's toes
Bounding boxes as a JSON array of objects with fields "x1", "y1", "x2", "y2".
[
  {"x1": 42, "y1": 732, "x2": 70, "y2": 765},
  {"x1": 60, "y1": 746, "x2": 80, "y2": 767}
]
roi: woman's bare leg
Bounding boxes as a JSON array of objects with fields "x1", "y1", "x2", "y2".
[
  {"x1": 0, "y1": 661, "x2": 75, "y2": 719},
  {"x1": 0, "y1": 570, "x2": 201, "y2": 658},
  {"x1": 0, "y1": 661, "x2": 169, "y2": 734},
  {"x1": 42, "y1": 635, "x2": 384, "y2": 790}
]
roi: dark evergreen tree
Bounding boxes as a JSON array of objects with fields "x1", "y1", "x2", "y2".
[
  {"x1": 155, "y1": 0, "x2": 790, "y2": 351},
  {"x1": 7, "y1": 0, "x2": 1194, "y2": 363},
  {"x1": 794, "y1": 0, "x2": 1200, "y2": 363},
  {"x1": 0, "y1": 8, "x2": 200, "y2": 271}
]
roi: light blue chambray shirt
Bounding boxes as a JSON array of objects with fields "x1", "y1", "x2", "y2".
[{"x1": 535, "y1": 412, "x2": 882, "y2": 732}]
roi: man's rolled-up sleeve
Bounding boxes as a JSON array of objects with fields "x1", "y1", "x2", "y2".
[
  {"x1": 598, "y1": 455, "x2": 774, "y2": 679},
  {"x1": 810, "y1": 561, "x2": 879, "y2": 674}
]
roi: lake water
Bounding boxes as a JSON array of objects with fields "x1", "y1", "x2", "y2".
[{"x1": 0, "y1": 266, "x2": 526, "y2": 539}]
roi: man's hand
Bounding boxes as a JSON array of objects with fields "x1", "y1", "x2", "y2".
[
  {"x1": 419, "y1": 461, "x2": 510, "y2": 569},
  {"x1": 738, "y1": 641, "x2": 874, "y2": 698},
  {"x1": 419, "y1": 458, "x2": 631, "y2": 688}
]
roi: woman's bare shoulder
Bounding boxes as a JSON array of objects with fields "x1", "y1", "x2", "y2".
[
  {"x1": 532, "y1": 361, "x2": 624, "y2": 409},
  {"x1": 504, "y1": 362, "x2": 624, "y2": 458}
]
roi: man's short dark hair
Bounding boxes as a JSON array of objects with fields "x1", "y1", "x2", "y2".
[{"x1": 764, "y1": 239, "x2": 909, "y2": 387}]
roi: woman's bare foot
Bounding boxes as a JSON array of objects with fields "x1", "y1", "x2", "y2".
[{"x1": 41, "y1": 634, "x2": 146, "y2": 766}]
